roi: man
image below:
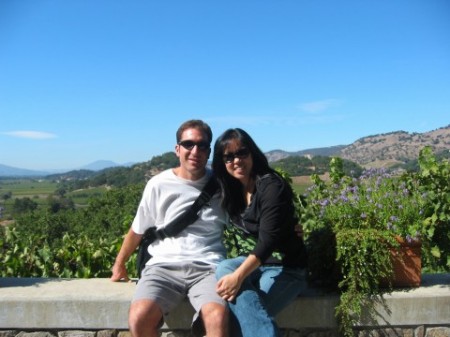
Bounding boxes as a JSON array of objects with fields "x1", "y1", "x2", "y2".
[{"x1": 111, "y1": 120, "x2": 229, "y2": 337}]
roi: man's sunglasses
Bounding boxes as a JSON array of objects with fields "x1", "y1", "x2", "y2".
[
  {"x1": 223, "y1": 148, "x2": 250, "y2": 163},
  {"x1": 178, "y1": 140, "x2": 210, "y2": 151}
]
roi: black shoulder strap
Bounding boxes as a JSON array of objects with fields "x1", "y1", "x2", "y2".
[{"x1": 142, "y1": 176, "x2": 220, "y2": 243}]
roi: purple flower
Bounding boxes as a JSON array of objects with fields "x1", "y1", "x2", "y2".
[
  {"x1": 339, "y1": 195, "x2": 349, "y2": 202},
  {"x1": 319, "y1": 199, "x2": 330, "y2": 207}
]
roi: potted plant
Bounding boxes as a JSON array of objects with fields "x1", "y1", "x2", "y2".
[{"x1": 301, "y1": 158, "x2": 427, "y2": 336}]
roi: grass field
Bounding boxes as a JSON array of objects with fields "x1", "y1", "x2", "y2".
[
  {"x1": 0, "y1": 179, "x2": 107, "y2": 220},
  {"x1": 68, "y1": 187, "x2": 108, "y2": 206},
  {"x1": 0, "y1": 176, "x2": 315, "y2": 221},
  {"x1": 0, "y1": 179, "x2": 58, "y2": 197},
  {"x1": 291, "y1": 173, "x2": 330, "y2": 195}
]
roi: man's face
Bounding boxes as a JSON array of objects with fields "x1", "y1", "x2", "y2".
[{"x1": 175, "y1": 128, "x2": 211, "y2": 180}]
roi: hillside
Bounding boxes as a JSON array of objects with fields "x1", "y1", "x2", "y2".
[
  {"x1": 266, "y1": 145, "x2": 347, "y2": 162},
  {"x1": 266, "y1": 125, "x2": 450, "y2": 168},
  {"x1": 337, "y1": 125, "x2": 450, "y2": 168}
]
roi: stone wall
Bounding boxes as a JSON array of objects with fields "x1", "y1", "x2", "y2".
[
  {"x1": 1, "y1": 274, "x2": 449, "y2": 337},
  {"x1": 1, "y1": 327, "x2": 450, "y2": 337}
]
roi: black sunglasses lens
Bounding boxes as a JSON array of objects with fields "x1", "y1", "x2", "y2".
[
  {"x1": 224, "y1": 149, "x2": 249, "y2": 163},
  {"x1": 179, "y1": 140, "x2": 209, "y2": 151},
  {"x1": 179, "y1": 140, "x2": 195, "y2": 150},
  {"x1": 224, "y1": 154, "x2": 234, "y2": 163},
  {"x1": 198, "y1": 142, "x2": 209, "y2": 150}
]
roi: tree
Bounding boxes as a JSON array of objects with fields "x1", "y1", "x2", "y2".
[
  {"x1": 47, "y1": 195, "x2": 75, "y2": 213},
  {"x1": 2, "y1": 191, "x2": 12, "y2": 201},
  {"x1": 12, "y1": 197, "x2": 38, "y2": 214}
]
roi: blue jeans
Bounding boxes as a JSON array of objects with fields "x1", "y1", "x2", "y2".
[{"x1": 216, "y1": 256, "x2": 306, "y2": 337}]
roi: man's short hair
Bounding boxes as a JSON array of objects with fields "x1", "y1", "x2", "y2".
[{"x1": 176, "y1": 120, "x2": 213, "y2": 144}]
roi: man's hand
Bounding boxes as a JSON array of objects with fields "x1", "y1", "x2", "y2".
[
  {"x1": 110, "y1": 261, "x2": 130, "y2": 282},
  {"x1": 109, "y1": 229, "x2": 143, "y2": 282}
]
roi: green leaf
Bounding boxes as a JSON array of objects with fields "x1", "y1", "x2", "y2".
[{"x1": 431, "y1": 246, "x2": 441, "y2": 258}]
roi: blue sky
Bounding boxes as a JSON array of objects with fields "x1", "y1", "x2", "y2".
[{"x1": 1, "y1": 0, "x2": 449, "y2": 171}]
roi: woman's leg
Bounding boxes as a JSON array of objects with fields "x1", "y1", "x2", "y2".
[
  {"x1": 258, "y1": 266, "x2": 307, "y2": 317},
  {"x1": 216, "y1": 257, "x2": 281, "y2": 337}
]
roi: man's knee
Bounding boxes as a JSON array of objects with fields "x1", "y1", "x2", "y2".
[
  {"x1": 129, "y1": 299, "x2": 163, "y2": 332},
  {"x1": 201, "y1": 302, "x2": 228, "y2": 326}
]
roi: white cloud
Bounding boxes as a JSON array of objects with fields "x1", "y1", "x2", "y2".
[
  {"x1": 2, "y1": 130, "x2": 57, "y2": 139},
  {"x1": 298, "y1": 99, "x2": 342, "y2": 113}
]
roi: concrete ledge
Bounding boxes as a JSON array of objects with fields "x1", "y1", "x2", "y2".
[{"x1": 0, "y1": 274, "x2": 449, "y2": 330}]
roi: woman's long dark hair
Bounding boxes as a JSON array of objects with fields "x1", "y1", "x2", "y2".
[{"x1": 212, "y1": 128, "x2": 277, "y2": 217}]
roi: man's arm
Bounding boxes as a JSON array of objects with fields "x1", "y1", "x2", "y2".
[{"x1": 110, "y1": 228, "x2": 143, "y2": 282}]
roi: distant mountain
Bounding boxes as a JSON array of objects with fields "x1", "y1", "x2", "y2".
[
  {"x1": 0, "y1": 160, "x2": 133, "y2": 178},
  {"x1": 78, "y1": 160, "x2": 122, "y2": 171},
  {"x1": 0, "y1": 164, "x2": 50, "y2": 177},
  {"x1": 2, "y1": 125, "x2": 449, "y2": 177},
  {"x1": 266, "y1": 145, "x2": 347, "y2": 162}
]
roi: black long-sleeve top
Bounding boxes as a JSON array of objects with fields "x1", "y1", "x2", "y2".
[{"x1": 230, "y1": 173, "x2": 307, "y2": 268}]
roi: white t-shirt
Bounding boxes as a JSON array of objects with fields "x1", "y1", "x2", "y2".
[{"x1": 132, "y1": 169, "x2": 227, "y2": 266}]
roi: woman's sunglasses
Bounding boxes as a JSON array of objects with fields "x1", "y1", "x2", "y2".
[{"x1": 223, "y1": 148, "x2": 250, "y2": 163}]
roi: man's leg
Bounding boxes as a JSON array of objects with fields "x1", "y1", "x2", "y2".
[
  {"x1": 188, "y1": 262, "x2": 229, "y2": 337},
  {"x1": 128, "y1": 299, "x2": 163, "y2": 337},
  {"x1": 131, "y1": 264, "x2": 185, "y2": 337},
  {"x1": 200, "y1": 302, "x2": 229, "y2": 337}
]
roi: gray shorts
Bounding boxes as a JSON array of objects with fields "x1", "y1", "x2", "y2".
[{"x1": 133, "y1": 261, "x2": 226, "y2": 315}]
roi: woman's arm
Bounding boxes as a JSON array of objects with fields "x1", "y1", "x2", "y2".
[
  {"x1": 216, "y1": 254, "x2": 261, "y2": 301},
  {"x1": 250, "y1": 176, "x2": 289, "y2": 261}
]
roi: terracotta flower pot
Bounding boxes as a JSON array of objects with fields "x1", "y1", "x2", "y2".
[{"x1": 389, "y1": 236, "x2": 422, "y2": 287}]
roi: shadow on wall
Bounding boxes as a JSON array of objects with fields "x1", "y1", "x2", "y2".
[{"x1": 0, "y1": 277, "x2": 68, "y2": 288}]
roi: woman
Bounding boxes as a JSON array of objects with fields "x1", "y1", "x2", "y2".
[{"x1": 212, "y1": 128, "x2": 307, "y2": 337}]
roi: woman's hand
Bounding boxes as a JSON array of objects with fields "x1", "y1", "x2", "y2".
[
  {"x1": 216, "y1": 273, "x2": 243, "y2": 302},
  {"x1": 216, "y1": 254, "x2": 261, "y2": 302}
]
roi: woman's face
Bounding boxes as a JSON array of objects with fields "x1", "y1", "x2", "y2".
[{"x1": 223, "y1": 139, "x2": 253, "y2": 184}]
